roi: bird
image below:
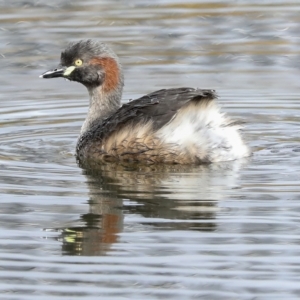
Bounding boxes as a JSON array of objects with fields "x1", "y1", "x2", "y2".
[{"x1": 40, "y1": 39, "x2": 250, "y2": 164}]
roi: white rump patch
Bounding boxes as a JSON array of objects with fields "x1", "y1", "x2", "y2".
[{"x1": 156, "y1": 101, "x2": 249, "y2": 162}]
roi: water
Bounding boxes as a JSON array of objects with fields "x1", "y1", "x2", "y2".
[{"x1": 1, "y1": 0, "x2": 300, "y2": 299}]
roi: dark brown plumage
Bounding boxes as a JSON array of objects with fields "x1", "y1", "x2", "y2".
[{"x1": 76, "y1": 88, "x2": 216, "y2": 157}]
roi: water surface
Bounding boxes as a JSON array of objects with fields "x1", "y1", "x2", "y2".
[{"x1": 1, "y1": 1, "x2": 300, "y2": 299}]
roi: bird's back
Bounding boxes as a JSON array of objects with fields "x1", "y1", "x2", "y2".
[{"x1": 76, "y1": 88, "x2": 249, "y2": 164}]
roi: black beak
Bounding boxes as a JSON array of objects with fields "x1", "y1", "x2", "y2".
[{"x1": 39, "y1": 67, "x2": 65, "y2": 79}]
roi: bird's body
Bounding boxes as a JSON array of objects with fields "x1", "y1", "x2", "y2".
[{"x1": 41, "y1": 40, "x2": 250, "y2": 164}]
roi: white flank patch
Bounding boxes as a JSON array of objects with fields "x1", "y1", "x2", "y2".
[{"x1": 157, "y1": 101, "x2": 250, "y2": 162}]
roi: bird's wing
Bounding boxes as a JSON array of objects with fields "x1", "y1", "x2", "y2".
[{"x1": 88, "y1": 87, "x2": 217, "y2": 142}]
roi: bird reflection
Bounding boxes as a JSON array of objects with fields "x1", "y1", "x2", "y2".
[{"x1": 61, "y1": 160, "x2": 245, "y2": 256}]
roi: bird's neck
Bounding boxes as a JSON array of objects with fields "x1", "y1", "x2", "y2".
[{"x1": 80, "y1": 86, "x2": 121, "y2": 135}]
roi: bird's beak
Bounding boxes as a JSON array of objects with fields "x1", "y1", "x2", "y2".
[{"x1": 39, "y1": 66, "x2": 76, "y2": 79}]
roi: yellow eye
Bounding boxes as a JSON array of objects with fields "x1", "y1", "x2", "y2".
[{"x1": 74, "y1": 59, "x2": 83, "y2": 66}]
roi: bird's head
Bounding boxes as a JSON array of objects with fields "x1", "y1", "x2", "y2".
[{"x1": 40, "y1": 39, "x2": 123, "y2": 92}]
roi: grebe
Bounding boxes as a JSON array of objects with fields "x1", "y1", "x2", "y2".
[{"x1": 40, "y1": 40, "x2": 250, "y2": 164}]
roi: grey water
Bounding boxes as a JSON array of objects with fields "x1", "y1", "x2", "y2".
[{"x1": 1, "y1": 0, "x2": 300, "y2": 299}]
